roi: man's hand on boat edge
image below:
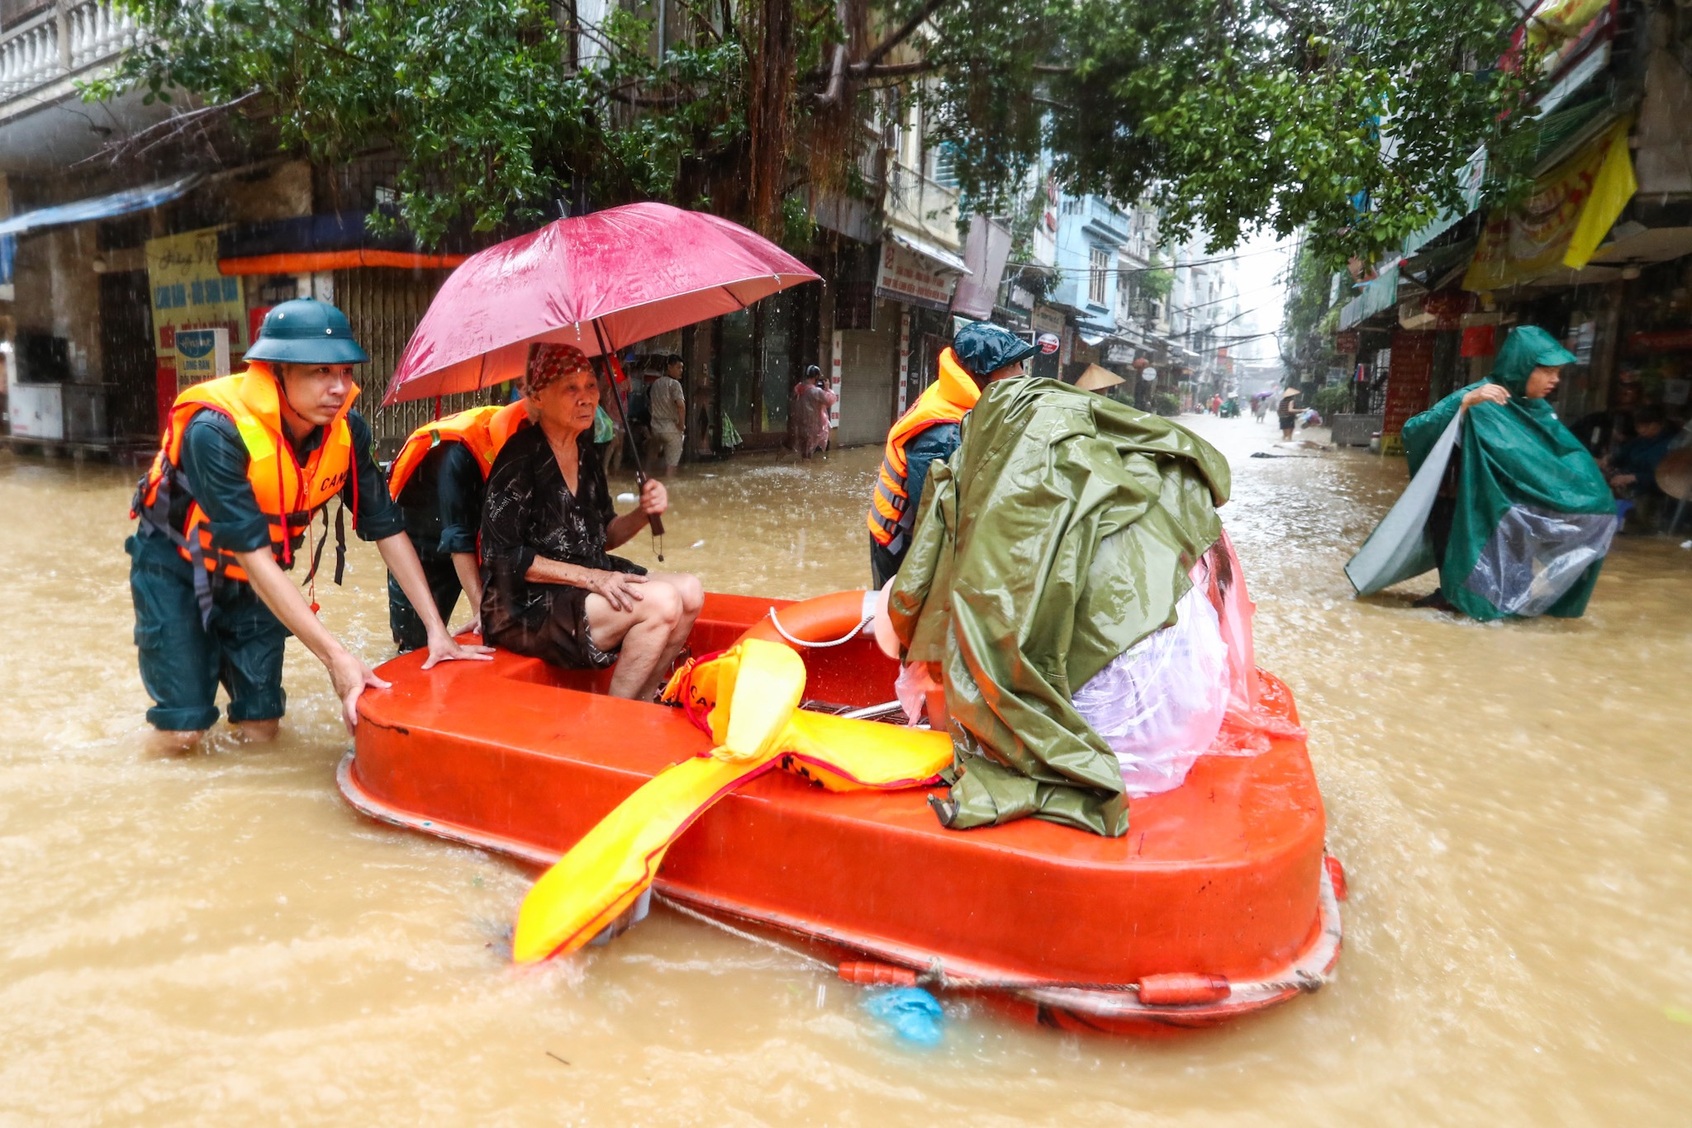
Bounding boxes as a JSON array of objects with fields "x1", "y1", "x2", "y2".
[
  {"x1": 331, "y1": 650, "x2": 391, "y2": 735},
  {"x1": 418, "y1": 629, "x2": 495, "y2": 672}
]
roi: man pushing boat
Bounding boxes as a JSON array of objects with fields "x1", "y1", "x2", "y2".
[
  {"x1": 479, "y1": 344, "x2": 704, "y2": 701},
  {"x1": 128, "y1": 299, "x2": 491, "y2": 755},
  {"x1": 385, "y1": 396, "x2": 531, "y2": 651}
]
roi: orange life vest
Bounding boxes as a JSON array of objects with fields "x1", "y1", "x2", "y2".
[
  {"x1": 866, "y1": 347, "x2": 980, "y2": 552},
  {"x1": 386, "y1": 401, "x2": 529, "y2": 501},
  {"x1": 133, "y1": 365, "x2": 358, "y2": 597}
]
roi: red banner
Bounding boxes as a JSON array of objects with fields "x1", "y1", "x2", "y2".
[{"x1": 1461, "y1": 325, "x2": 1498, "y2": 357}]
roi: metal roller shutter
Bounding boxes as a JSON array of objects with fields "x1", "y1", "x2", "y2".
[{"x1": 334, "y1": 268, "x2": 502, "y2": 457}]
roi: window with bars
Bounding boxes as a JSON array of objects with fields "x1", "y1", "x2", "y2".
[{"x1": 1088, "y1": 247, "x2": 1108, "y2": 306}]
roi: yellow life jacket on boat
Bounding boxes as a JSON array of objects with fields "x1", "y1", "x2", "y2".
[
  {"x1": 133, "y1": 365, "x2": 358, "y2": 589},
  {"x1": 386, "y1": 401, "x2": 530, "y2": 501},
  {"x1": 866, "y1": 348, "x2": 980, "y2": 552},
  {"x1": 512, "y1": 639, "x2": 953, "y2": 963}
]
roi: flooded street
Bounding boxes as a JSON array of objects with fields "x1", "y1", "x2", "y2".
[{"x1": 3, "y1": 413, "x2": 1689, "y2": 1125}]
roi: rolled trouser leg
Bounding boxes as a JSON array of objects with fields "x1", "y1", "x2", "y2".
[{"x1": 128, "y1": 535, "x2": 221, "y2": 735}]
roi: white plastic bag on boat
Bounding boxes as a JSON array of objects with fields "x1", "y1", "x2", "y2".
[
  {"x1": 1072, "y1": 576, "x2": 1229, "y2": 797},
  {"x1": 895, "y1": 660, "x2": 943, "y2": 726}
]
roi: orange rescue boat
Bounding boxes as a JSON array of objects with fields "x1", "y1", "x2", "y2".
[{"x1": 340, "y1": 590, "x2": 1343, "y2": 1033}]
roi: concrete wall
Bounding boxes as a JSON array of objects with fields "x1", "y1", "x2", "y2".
[
  {"x1": 6, "y1": 224, "x2": 97, "y2": 381},
  {"x1": 46, "y1": 223, "x2": 100, "y2": 380}
]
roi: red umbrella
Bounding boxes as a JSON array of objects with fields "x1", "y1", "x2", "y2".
[{"x1": 381, "y1": 202, "x2": 821, "y2": 406}]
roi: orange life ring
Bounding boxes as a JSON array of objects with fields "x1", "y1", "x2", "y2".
[{"x1": 736, "y1": 590, "x2": 877, "y2": 650}]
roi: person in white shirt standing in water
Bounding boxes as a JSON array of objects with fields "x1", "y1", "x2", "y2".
[{"x1": 647, "y1": 353, "x2": 687, "y2": 475}]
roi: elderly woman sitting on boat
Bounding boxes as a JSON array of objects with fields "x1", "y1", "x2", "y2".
[{"x1": 480, "y1": 343, "x2": 703, "y2": 699}]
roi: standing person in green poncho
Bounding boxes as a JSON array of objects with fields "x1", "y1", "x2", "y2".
[{"x1": 1394, "y1": 325, "x2": 1616, "y2": 620}]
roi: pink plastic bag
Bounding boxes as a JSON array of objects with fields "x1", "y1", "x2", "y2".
[{"x1": 1203, "y1": 530, "x2": 1305, "y2": 755}]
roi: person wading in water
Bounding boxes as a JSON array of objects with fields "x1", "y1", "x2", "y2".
[{"x1": 128, "y1": 299, "x2": 490, "y2": 754}]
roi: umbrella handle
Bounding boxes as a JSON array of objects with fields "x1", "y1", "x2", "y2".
[
  {"x1": 593, "y1": 326, "x2": 666, "y2": 557},
  {"x1": 635, "y1": 469, "x2": 666, "y2": 538}
]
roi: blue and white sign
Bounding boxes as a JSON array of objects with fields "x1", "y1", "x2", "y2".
[{"x1": 176, "y1": 328, "x2": 230, "y2": 386}]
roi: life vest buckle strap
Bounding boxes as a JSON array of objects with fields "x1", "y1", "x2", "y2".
[
  {"x1": 186, "y1": 529, "x2": 215, "y2": 630},
  {"x1": 333, "y1": 503, "x2": 347, "y2": 586}
]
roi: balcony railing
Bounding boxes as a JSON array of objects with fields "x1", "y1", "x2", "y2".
[
  {"x1": 0, "y1": 1, "x2": 139, "y2": 107},
  {"x1": 884, "y1": 158, "x2": 959, "y2": 247}
]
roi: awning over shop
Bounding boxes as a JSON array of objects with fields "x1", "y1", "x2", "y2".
[
  {"x1": 1402, "y1": 238, "x2": 1478, "y2": 290},
  {"x1": 885, "y1": 227, "x2": 970, "y2": 276},
  {"x1": 877, "y1": 228, "x2": 969, "y2": 312},
  {"x1": 219, "y1": 249, "x2": 468, "y2": 275},
  {"x1": 217, "y1": 211, "x2": 470, "y2": 274},
  {"x1": 1339, "y1": 266, "x2": 1400, "y2": 330},
  {"x1": 1401, "y1": 146, "x2": 1488, "y2": 258},
  {"x1": 0, "y1": 173, "x2": 201, "y2": 238}
]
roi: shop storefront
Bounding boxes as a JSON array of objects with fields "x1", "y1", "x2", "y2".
[
  {"x1": 714, "y1": 275, "x2": 821, "y2": 452},
  {"x1": 825, "y1": 232, "x2": 965, "y2": 448},
  {"x1": 1615, "y1": 255, "x2": 1692, "y2": 418}
]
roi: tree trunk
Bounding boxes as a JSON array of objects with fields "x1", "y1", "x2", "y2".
[{"x1": 743, "y1": 0, "x2": 796, "y2": 237}]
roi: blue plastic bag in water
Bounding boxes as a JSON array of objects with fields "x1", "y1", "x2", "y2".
[{"x1": 862, "y1": 987, "x2": 944, "y2": 1047}]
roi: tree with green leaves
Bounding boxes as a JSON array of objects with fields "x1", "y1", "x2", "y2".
[
  {"x1": 90, "y1": 0, "x2": 780, "y2": 243},
  {"x1": 92, "y1": 0, "x2": 1548, "y2": 259},
  {"x1": 917, "y1": 0, "x2": 1545, "y2": 265},
  {"x1": 1281, "y1": 240, "x2": 1341, "y2": 389}
]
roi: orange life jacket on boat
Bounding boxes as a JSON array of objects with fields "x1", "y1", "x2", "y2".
[
  {"x1": 133, "y1": 365, "x2": 358, "y2": 592},
  {"x1": 386, "y1": 401, "x2": 529, "y2": 502},
  {"x1": 866, "y1": 348, "x2": 980, "y2": 552}
]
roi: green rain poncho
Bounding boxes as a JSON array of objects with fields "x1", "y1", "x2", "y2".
[
  {"x1": 1346, "y1": 325, "x2": 1615, "y2": 619},
  {"x1": 887, "y1": 379, "x2": 1230, "y2": 837}
]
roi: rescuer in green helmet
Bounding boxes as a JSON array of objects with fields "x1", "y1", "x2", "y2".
[{"x1": 129, "y1": 298, "x2": 491, "y2": 754}]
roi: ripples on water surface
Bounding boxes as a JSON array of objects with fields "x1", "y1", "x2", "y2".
[{"x1": 2, "y1": 416, "x2": 1688, "y2": 1124}]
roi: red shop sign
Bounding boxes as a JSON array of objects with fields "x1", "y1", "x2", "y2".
[{"x1": 1628, "y1": 328, "x2": 1692, "y2": 353}]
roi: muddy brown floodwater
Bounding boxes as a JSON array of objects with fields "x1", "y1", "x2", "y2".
[{"x1": 2, "y1": 413, "x2": 1690, "y2": 1125}]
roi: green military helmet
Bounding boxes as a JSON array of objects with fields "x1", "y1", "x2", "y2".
[
  {"x1": 951, "y1": 320, "x2": 1038, "y2": 382},
  {"x1": 244, "y1": 298, "x2": 370, "y2": 365}
]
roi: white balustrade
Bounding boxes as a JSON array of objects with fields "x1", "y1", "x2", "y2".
[
  {"x1": 67, "y1": 0, "x2": 137, "y2": 69},
  {"x1": 0, "y1": 1, "x2": 137, "y2": 106}
]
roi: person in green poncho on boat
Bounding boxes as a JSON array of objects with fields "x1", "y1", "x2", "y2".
[
  {"x1": 882, "y1": 376, "x2": 1299, "y2": 839},
  {"x1": 1347, "y1": 324, "x2": 1616, "y2": 620}
]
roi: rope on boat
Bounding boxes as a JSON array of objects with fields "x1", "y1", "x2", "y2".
[
  {"x1": 655, "y1": 895, "x2": 1144, "y2": 994},
  {"x1": 653, "y1": 893, "x2": 834, "y2": 973},
  {"x1": 653, "y1": 894, "x2": 1334, "y2": 1002}
]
